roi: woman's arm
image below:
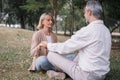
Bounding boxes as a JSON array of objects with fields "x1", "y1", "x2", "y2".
[{"x1": 30, "y1": 32, "x2": 41, "y2": 56}]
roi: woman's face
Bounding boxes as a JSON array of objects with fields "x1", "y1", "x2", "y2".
[{"x1": 42, "y1": 15, "x2": 53, "y2": 28}]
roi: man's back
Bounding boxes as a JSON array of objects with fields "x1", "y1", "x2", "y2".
[{"x1": 77, "y1": 20, "x2": 111, "y2": 77}]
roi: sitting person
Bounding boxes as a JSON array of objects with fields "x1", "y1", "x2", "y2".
[
  {"x1": 28, "y1": 13, "x2": 57, "y2": 72},
  {"x1": 28, "y1": 13, "x2": 76, "y2": 76},
  {"x1": 41, "y1": 1, "x2": 112, "y2": 80}
]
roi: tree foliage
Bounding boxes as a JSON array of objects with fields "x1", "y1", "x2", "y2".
[
  {"x1": 21, "y1": 0, "x2": 48, "y2": 30},
  {"x1": 0, "y1": 0, "x2": 120, "y2": 33},
  {"x1": 103, "y1": 0, "x2": 120, "y2": 32}
]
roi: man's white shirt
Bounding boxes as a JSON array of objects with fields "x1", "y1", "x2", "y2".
[{"x1": 47, "y1": 20, "x2": 111, "y2": 76}]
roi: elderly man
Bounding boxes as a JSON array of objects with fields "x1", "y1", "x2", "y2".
[{"x1": 41, "y1": 0, "x2": 111, "y2": 80}]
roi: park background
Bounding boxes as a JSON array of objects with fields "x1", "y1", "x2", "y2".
[{"x1": 0, "y1": 0, "x2": 120, "y2": 80}]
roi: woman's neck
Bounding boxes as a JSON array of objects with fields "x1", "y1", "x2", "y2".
[{"x1": 43, "y1": 27, "x2": 51, "y2": 35}]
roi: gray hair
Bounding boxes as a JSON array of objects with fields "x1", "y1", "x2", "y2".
[
  {"x1": 37, "y1": 13, "x2": 53, "y2": 30},
  {"x1": 86, "y1": 0, "x2": 103, "y2": 19}
]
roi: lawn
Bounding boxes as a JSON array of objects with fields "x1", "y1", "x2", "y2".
[{"x1": 0, "y1": 27, "x2": 120, "y2": 80}]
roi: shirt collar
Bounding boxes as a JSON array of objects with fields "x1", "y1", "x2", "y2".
[{"x1": 89, "y1": 20, "x2": 104, "y2": 25}]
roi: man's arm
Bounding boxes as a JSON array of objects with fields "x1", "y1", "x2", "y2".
[{"x1": 41, "y1": 28, "x2": 91, "y2": 54}]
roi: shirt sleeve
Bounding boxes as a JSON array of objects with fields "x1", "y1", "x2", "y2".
[{"x1": 47, "y1": 27, "x2": 92, "y2": 54}]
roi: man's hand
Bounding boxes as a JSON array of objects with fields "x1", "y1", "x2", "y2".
[{"x1": 41, "y1": 41, "x2": 47, "y2": 48}]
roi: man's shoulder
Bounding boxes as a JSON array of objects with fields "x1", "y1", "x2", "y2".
[{"x1": 74, "y1": 26, "x2": 89, "y2": 35}]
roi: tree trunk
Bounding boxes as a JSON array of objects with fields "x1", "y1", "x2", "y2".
[
  {"x1": 69, "y1": 0, "x2": 74, "y2": 36},
  {"x1": 49, "y1": 0, "x2": 61, "y2": 34},
  {"x1": 20, "y1": 15, "x2": 25, "y2": 29},
  {"x1": 53, "y1": 10, "x2": 57, "y2": 34}
]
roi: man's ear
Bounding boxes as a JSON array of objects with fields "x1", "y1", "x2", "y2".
[{"x1": 87, "y1": 9, "x2": 92, "y2": 16}]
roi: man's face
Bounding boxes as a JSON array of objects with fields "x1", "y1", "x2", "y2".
[{"x1": 84, "y1": 8, "x2": 90, "y2": 23}]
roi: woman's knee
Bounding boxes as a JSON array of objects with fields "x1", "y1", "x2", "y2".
[
  {"x1": 35, "y1": 56, "x2": 48, "y2": 71},
  {"x1": 36, "y1": 56, "x2": 47, "y2": 63}
]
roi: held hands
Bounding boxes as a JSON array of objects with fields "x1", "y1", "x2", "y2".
[
  {"x1": 40, "y1": 41, "x2": 47, "y2": 48},
  {"x1": 33, "y1": 41, "x2": 47, "y2": 56}
]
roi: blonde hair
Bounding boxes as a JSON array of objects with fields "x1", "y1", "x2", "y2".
[{"x1": 37, "y1": 13, "x2": 53, "y2": 30}]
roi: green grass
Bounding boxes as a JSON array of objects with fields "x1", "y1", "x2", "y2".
[
  {"x1": 105, "y1": 51, "x2": 120, "y2": 80},
  {"x1": 0, "y1": 27, "x2": 120, "y2": 80}
]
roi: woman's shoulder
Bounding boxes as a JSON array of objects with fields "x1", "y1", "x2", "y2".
[
  {"x1": 34, "y1": 29, "x2": 43, "y2": 34},
  {"x1": 51, "y1": 31, "x2": 57, "y2": 36},
  {"x1": 32, "y1": 30, "x2": 44, "y2": 38}
]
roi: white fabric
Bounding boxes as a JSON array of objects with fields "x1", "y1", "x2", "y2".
[
  {"x1": 47, "y1": 20, "x2": 111, "y2": 77},
  {"x1": 46, "y1": 35, "x2": 52, "y2": 43},
  {"x1": 47, "y1": 52, "x2": 105, "y2": 80}
]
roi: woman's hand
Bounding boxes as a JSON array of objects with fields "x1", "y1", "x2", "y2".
[{"x1": 41, "y1": 41, "x2": 47, "y2": 48}]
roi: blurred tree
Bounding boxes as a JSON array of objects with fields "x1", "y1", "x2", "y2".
[
  {"x1": 49, "y1": 0, "x2": 66, "y2": 33},
  {"x1": 21, "y1": 0, "x2": 48, "y2": 30},
  {"x1": 71, "y1": 0, "x2": 120, "y2": 33},
  {"x1": 59, "y1": 0, "x2": 86, "y2": 35},
  {"x1": 49, "y1": 0, "x2": 59, "y2": 34},
  {"x1": 0, "y1": 0, "x2": 2, "y2": 12},
  {"x1": 1, "y1": 0, "x2": 120, "y2": 33},
  {"x1": 22, "y1": 0, "x2": 66, "y2": 31},
  {"x1": 103, "y1": 0, "x2": 120, "y2": 33},
  {"x1": 3, "y1": 0, "x2": 27, "y2": 29}
]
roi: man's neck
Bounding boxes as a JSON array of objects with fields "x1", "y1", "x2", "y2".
[{"x1": 89, "y1": 17, "x2": 102, "y2": 23}]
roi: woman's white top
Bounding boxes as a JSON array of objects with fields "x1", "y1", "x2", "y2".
[{"x1": 46, "y1": 35, "x2": 52, "y2": 43}]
